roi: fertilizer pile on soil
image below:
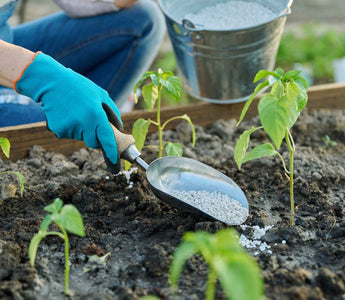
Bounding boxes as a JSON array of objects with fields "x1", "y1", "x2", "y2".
[
  {"x1": 183, "y1": 1, "x2": 277, "y2": 30},
  {"x1": 171, "y1": 190, "x2": 248, "y2": 225}
]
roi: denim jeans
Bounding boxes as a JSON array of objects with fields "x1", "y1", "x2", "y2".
[{"x1": 0, "y1": 0, "x2": 166, "y2": 126}]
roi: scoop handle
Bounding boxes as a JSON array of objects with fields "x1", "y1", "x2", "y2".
[
  {"x1": 110, "y1": 123, "x2": 134, "y2": 153},
  {"x1": 109, "y1": 123, "x2": 142, "y2": 164}
]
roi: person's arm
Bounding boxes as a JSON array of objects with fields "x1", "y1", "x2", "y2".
[
  {"x1": 52, "y1": 0, "x2": 138, "y2": 18},
  {"x1": 0, "y1": 40, "x2": 35, "y2": 88},
  {"x1": 0, "y1": 40, "x2": 123, "y2": 173}
]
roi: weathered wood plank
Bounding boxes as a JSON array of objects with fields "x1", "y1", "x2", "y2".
[{"x1": 1, "y1": 83, "x2": 345, "y2": 161}]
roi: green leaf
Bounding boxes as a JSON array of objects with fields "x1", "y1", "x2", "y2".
[
  {"x1": 283, "y1": 70, "x2": 301, "y2": 80},
  {"x1": 159, "y1": 76, "x2": 182, "y2": 102},
  {"x1": 150, "y1": 73, "x2": 159, "y2": 86},
  {"x1": 234, "y1": 126, "x2": 258, "y2": 170},
  {"x1": 142, "y1": 84, "x2": 159, "y2": 111},
  {"x1": 214, "y1": 254, "x2": 265, "y2": 300},
  {"x1": 133, "y1": 72, "x2": 153, "y2": 102},
  {"x1": 279, "y1": 95, "x2": 299, "y2": 129},
  {"x1": 12, "y1": 171, "x2": 25, "y2": 197},
  {"x1": 293, "y1": 77, "x2": 309, "y2": 111},
  {"x1": 253, "y1": 70, "x2": 280, "y2": 83},
  {"x1": 286, "y1": 81, "x2": 306, "y2": 112},
  {"x1": 184, "y1": 232, "x2": 213, "y2": 261},
  {"x1": 132, "y1": 118, "x2": 151, "y2": 151},
  {"x1": 241, "y1": 143, "x2": 277, "y2": 165},
  {"x1": 178, "y1": 114, "x2": 196, "y2": 146},
  {"x1": 237, "y1": 80, "x2": 269, "y2": 126},
  {"x1": 40, "y1": 214, "x2": 53, "y2": 232},
  {"x1": 28, "y1": 232, "x2": 45, "y2": 266},
  {"x1": 124, "y1": 161, "x2": 132, "y2": 171},
  {"x1": 58, "y1": 205, "x2": 85, "y2": 237},
  {"x1": 294, "y1": 75, "x2": 309, "y2": 91},
  {"x1": 271, "y1": 81, "x2": 284, "y2": 98},
  {"x1": 44, "y1": 198, "x2": 63, "y2": 214},
  {"x1": 170, "y1": 242, "x2": 197, "y2": 288},
  {"x1": 274, "y1": 67, "x2": 284, "y2": 76},
  {"x1": 161, "y1": 70, "x2": 175, "y2": 78},
  {"x1": 212, "y1": 229, "x2": 242, "y2": 254},
  {"x1": 0, "y1": 137, "x2": 10, "y2": 158},
  {"x1": 165, "y1": 142, "x2": 183, "y2": 156},
  {"x1": 258, "y1": 94, "x2": 298, "y2": 149}
]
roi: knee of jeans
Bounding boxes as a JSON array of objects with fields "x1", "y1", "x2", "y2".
[{"x1": 135, "y1": 0, "x2": 166, "y2": 44}]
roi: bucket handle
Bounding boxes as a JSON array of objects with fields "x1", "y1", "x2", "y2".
[
  {"x1": 279, "y1": 0, "x2": 293, "y2": 18},
  {"x1": 182, "y1": 19, "x2": 204, "y2": 32}
]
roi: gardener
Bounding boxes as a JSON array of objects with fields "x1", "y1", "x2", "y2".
[{"x1": 0, "y1": 0, "x2": 165, "y2": 171}]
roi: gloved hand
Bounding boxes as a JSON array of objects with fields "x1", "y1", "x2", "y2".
[{"x1": 15, "y1": 52, "x2": 122, "y2": 173}]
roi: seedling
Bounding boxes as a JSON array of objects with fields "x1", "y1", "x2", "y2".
[
  {"x1": 170, "y1": 228, "x2": 265, "y2": 300},
  {"x1": 83, "y1": 252, "x2": 111, "y2": 273},
  {"x1": 132, "y1": 69, "x2": 196, "y2": 158},
  {"x1": 322, "y1": 135, "x2": 337, "y2": 148},
  {"x1": 29, "y1": 198, "x2": 85, "y2": 295},
  {"x1": 0, "y1": 137, "x2": 25, "y2": 197},
  {"x1": 234, "y1": 68, "x2": 309, "y2": 226}
]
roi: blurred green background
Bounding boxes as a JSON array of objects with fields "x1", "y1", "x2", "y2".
[{"x1": 11, "y1": 0, "x2": 345, "y2": 107}]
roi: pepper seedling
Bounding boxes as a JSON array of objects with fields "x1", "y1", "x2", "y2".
[
  {"x1": 29, "y1": 198, "x2": 85, "y2": 295},
  {"x1": 0, "y1": 137, "x2": 25, "y2": 197},
  {"x1": 170, "y1": 228, "x2": 265, "y2": 300},
  {"x1": 322, "y1": 135, "x2": 337, "y2": 148},
  {"x1": 132, "y1": 69, "x2": 196, "y2": 159},
  {"x1": 234, "y1": 68, "x2": 309, "y2": 226}
]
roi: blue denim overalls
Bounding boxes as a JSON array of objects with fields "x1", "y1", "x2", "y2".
[{"x1": 0, "y1": 0, "x2": 18, "y2": 42}]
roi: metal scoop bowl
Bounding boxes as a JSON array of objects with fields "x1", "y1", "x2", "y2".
[{"x1": 112, "y1": 125, "x2": 249, "y2": 225}]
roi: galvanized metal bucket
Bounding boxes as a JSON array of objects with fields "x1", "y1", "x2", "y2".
[{"x1": 158, "y1": 0, "x2": 293, "y2": 103}]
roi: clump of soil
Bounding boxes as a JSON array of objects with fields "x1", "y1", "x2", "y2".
[{"x1": 1, "y1": 109, "x2": 345, "y2": 299}]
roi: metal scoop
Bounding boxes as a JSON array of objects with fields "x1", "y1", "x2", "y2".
[{"x1": 112, "y1": 125, "x2": 249, "y2": 225}]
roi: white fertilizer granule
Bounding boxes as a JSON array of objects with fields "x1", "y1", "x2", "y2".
[
  {"x1": 119, "y1": 167, "x2": 137, "y2": 189},
  {"x1": 183, "y1": 1, "x2": 277, "y2": 30},
  {"x1": 239, "y1": 225, "x2": 274, "y2": 255},
  {"x1": 171, "y1": 190, "x2": 248, "y2": 224}
]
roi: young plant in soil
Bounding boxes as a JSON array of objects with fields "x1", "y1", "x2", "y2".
[
  {"x1": 234, "y1": 68, "x2": 309, "y2": 226},
  {"x1": 0, "y1": 137, "x2": 25, "y2": 197},
  {"x1": 170, "y1": 228, "x2": 265, "y2": 300},
  {"x1": 29, "y1": 198, "x2": 85, "y2": 295},
  {"x1": 132, "y1": 69, "x2": 196, "y2": 158},
  {"x1": 322, "y1": 135, "x2": 337, "y2": 148}
]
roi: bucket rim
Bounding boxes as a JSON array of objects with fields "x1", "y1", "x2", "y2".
[{"x1": 158, "y1": 0, "x2": 293, "y2": 33}]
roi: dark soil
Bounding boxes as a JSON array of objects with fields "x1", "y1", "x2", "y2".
[{"x1": 1, "y1": 109, "x2": 345, "y2": 300}]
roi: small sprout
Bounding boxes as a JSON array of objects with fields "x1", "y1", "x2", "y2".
[
  {"x1": 170, "y1": 228, "x2": 265, "y2": 300},
  {"x1": 0, "y1": 137, "x2": 25, "y2": 197},
  {"x1": 83, "y1": 252, "x2": 111, "y2": 273},
  {"x1": 132, "y1": 69, "x2": 196, "y2": 159},
  {"x1": 235, "y1": 68, "x2": 309, "y2": 226},
  {"x1": 0, "y1": 137, "x2": 10, "y2": 158},
  {"x1": 29, "y1": 198, "x2": 85, "y2": 296},
  {"x1": 322, "y1": 135, "x2": 337, "y2": 148}
]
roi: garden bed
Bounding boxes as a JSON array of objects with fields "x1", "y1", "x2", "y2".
[{"x1": 1, "y1": 84, "x2": 345, "y2": 299}]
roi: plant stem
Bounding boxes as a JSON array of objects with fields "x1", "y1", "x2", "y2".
[
  {"x1": 206, "y1": 269, "x2": 217, "y2": 300},
  {"x1": 59, "y1": 226, "x2": 70, "y2": 295},
  {"x1": 157, "y1": 87, "x2": 163, "y2": 158},
  {"x1": 161, "y1": 115, "x2": 185, "y2": 130},
  {"x1": 285, "y1": 130, "x2": 295, "y2": 226}
]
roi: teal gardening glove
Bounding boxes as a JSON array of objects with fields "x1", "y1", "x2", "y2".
[{"x1": 15, "y1": 52, "x2": 122, "y2": 173}]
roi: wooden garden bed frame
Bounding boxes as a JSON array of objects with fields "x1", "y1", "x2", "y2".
[{"x1": 1, "y1": 82, "x2": 345, "y2": 161}]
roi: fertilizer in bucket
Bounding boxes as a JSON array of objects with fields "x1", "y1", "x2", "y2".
[
  {"x1": 183, "y1": 1, "x2": 277, "y2": 30},
  {"x1": 158, "y1": 0, "x2": 293, "y2": 103}
]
